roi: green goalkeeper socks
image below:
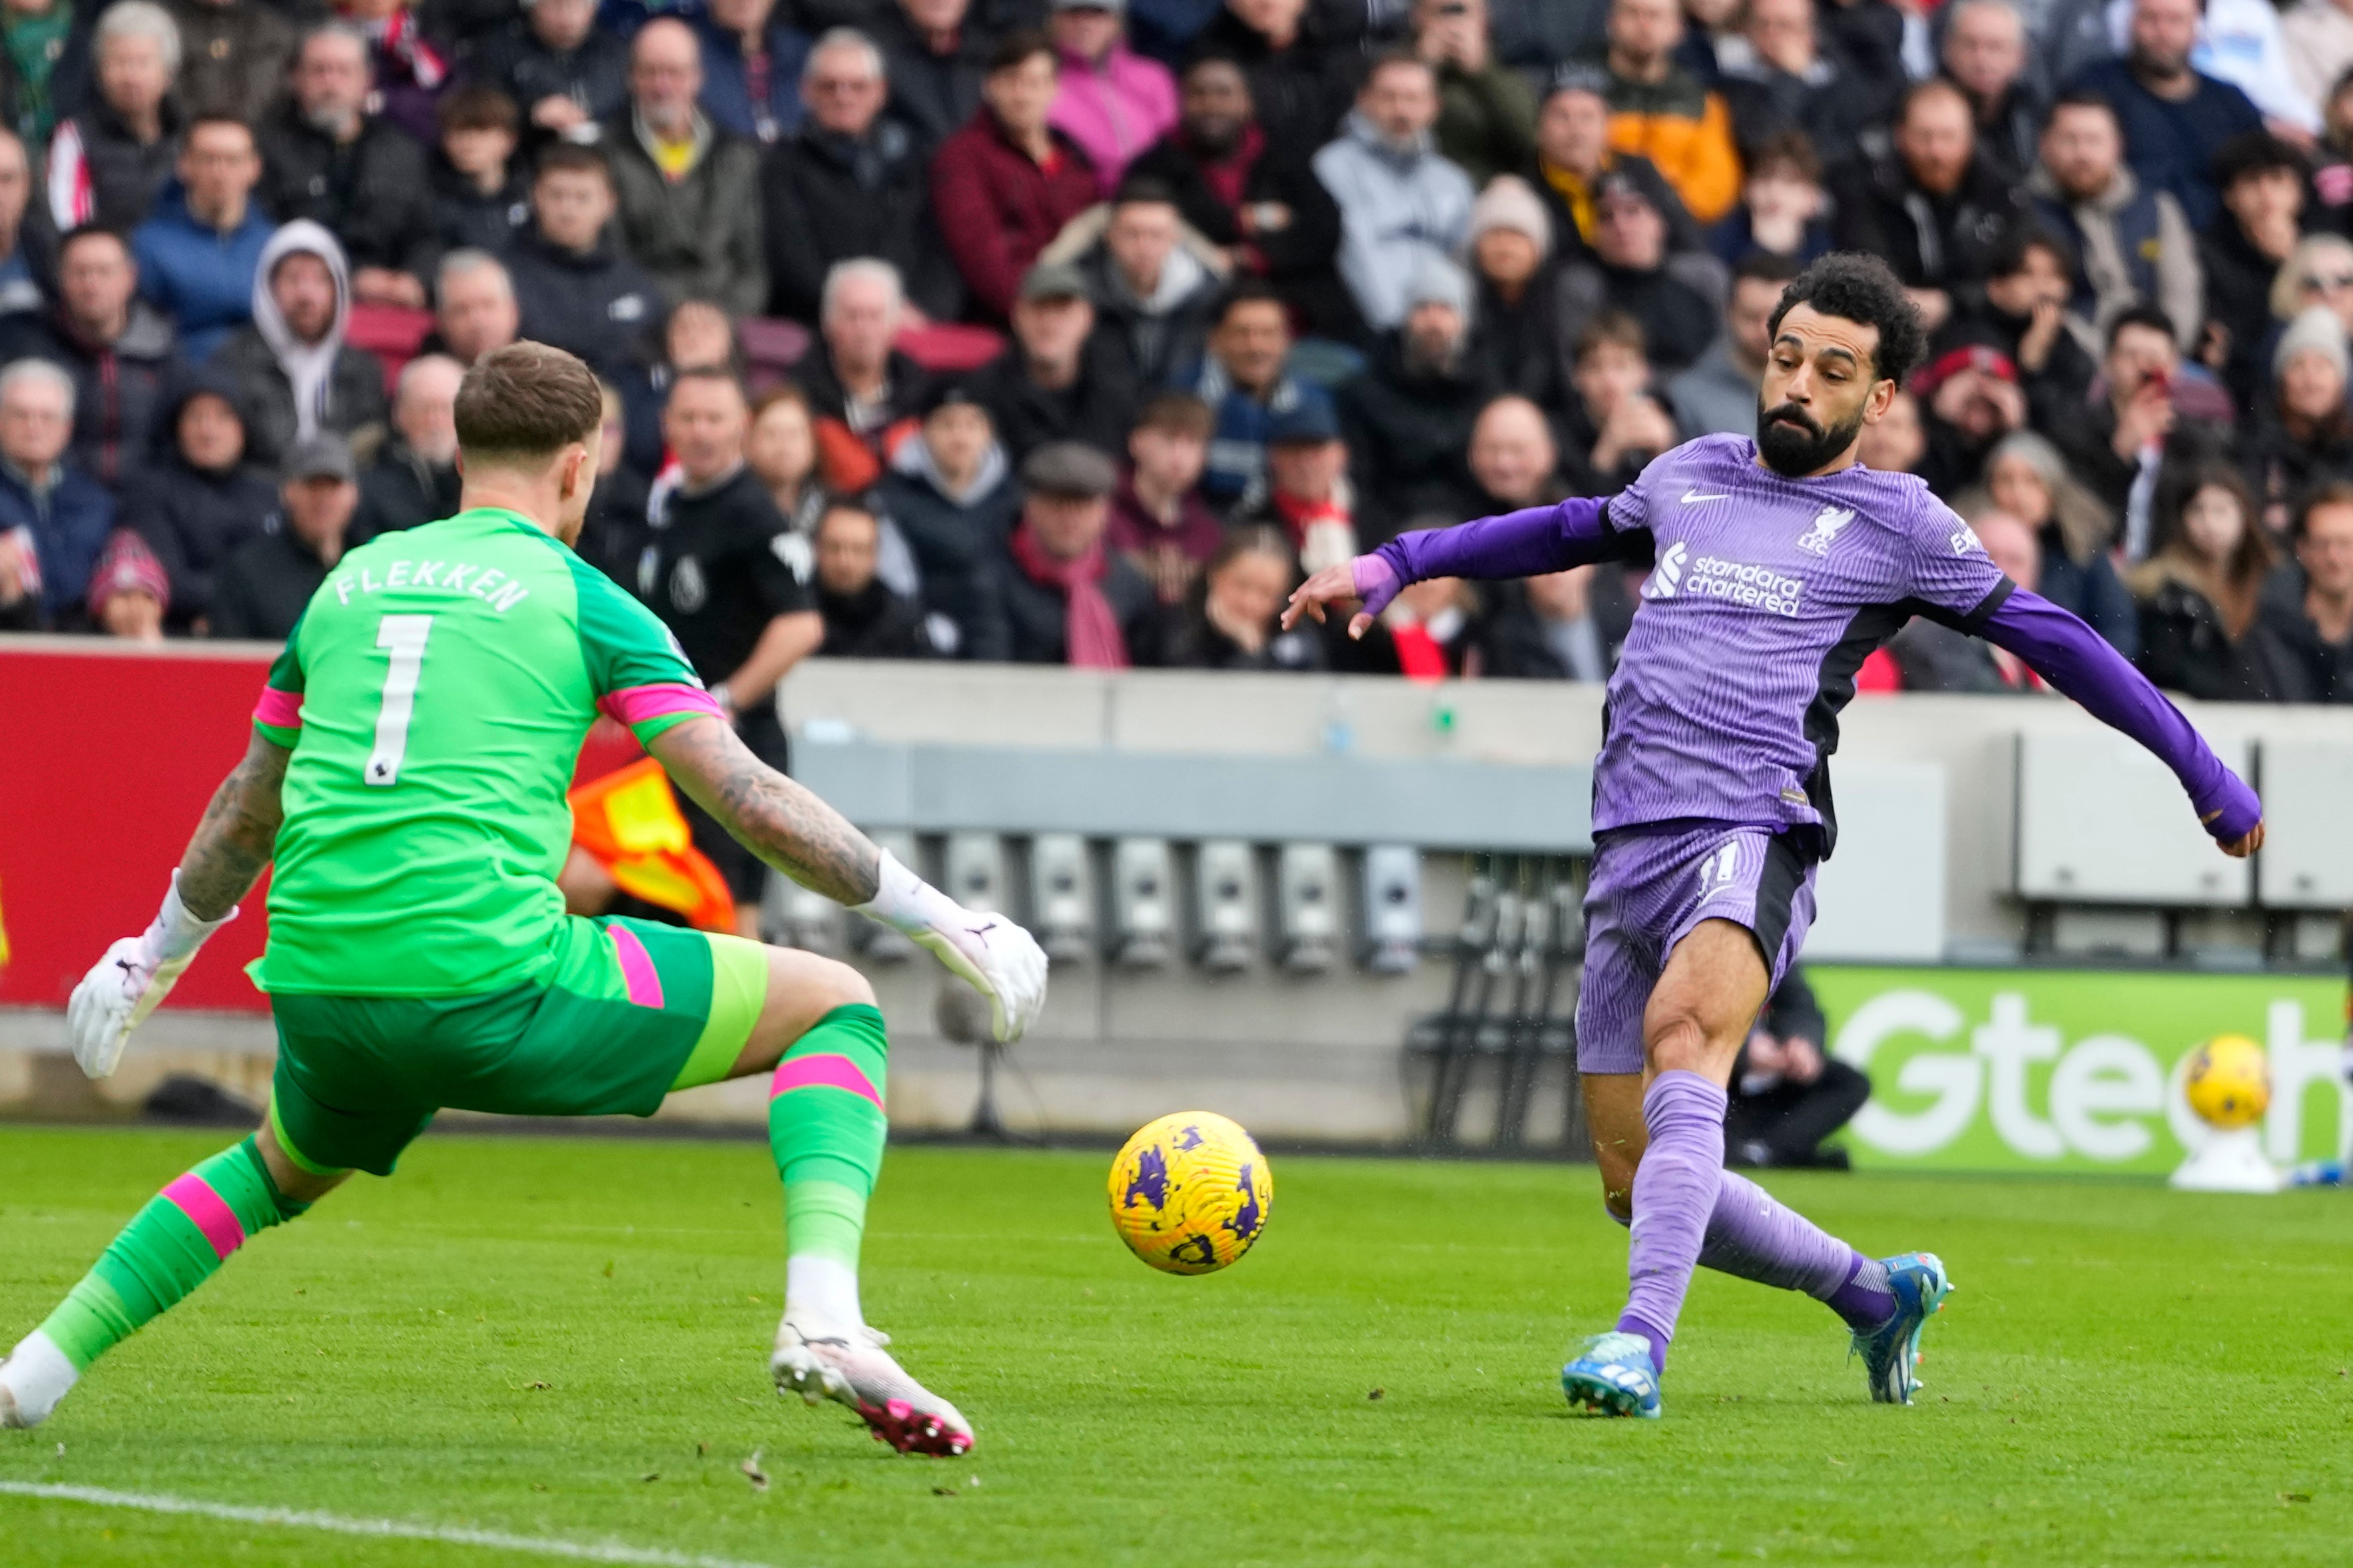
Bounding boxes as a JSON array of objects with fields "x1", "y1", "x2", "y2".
[
  {"x1": 768, "y1": 1004, "x2": 889, "y2": 1326},
  {"x1": 37, "y1": 1135, "x2": 309, "y2": 1372}
]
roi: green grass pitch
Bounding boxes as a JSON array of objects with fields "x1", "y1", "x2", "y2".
[{"x1": 3, "y1": 1125, "x2": 2352, "y2": 1567}]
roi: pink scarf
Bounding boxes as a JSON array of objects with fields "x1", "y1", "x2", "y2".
[{"x1": 1009, "y1": 521, "x2": 1128, "y2": 669}]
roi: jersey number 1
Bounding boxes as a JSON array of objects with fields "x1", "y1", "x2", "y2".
[{"x1": 366, "y1": 614, "x2": 434, "y2": 787}]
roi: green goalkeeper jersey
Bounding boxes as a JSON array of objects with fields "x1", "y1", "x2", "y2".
[{"x1": 249, "y1": 507, "x2": 724, "y2": 997}]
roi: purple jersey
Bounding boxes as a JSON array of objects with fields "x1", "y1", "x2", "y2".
[{"x1": 1376, "y1": 432, "x2": 2262, "y2": 854}]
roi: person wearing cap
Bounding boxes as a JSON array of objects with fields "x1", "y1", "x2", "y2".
[
  {"x1": 877, "y1": 378, "x2": 1020, "y2": 656},
  {"x1": 932, "y1": 30, "x2": 1102, "y2": 323},
  {"x1": 122, "y1": 364, "x2": 278, "y2": 631},
  {"x1": 1046, "y1": 0, "x2": 1177, "y2": 196},
  {"x1": 1230, "y1": 392, "x2": 1357, "y2": 576},
  {"x1": 1312, "y1": 51, "x2": 1475, "y2": 335},
  {"x1": 1524, "y1": 68, "x2": 1698, "y2": 262},
  {"x1": 1123, "y1": 49, "x2": 1353, "y2": 340},
  {"x1": 1462, "y1": 171, "x2": 1562, "y2": 407},
  {"x1": 969, "y1": 438, "x2": 1159, "y2": 664},
  {"x1": 1177, "y1": 276, "x2": 1335, "y2": 508},
  {"x1": 1076, "y1": 174, "x2": 1223, "y2": 389},
  {"x1": 1552, "y1": 166, "x2": 1725, "y2": 374},
  {"x1": 2245, "y1": 306, "x2": 2353, "y2": 525},
  {"x1": 1913, "y1": 338, "x2": 2030, "y2": 495},
  {"x1": 206, "y1": 431, "x2": 358, "y2": 641},
  {"x1": 1337, "y1": 250, "x2": 1493, "y2": 538},
  {"x1": 964, "y1": 259, "x2": 1140, "y2": 463},
  {"x1": 1570, "y1": 0, "x2": 1741, "y2": 226},
  {"x1": 1665, "y1": 249, "x2": 1796, "y2": 439}
]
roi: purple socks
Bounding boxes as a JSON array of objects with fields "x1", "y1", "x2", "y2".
[
  {"x1": 1614, "y1": 1073, "x2": 1900, "y2": 1372},
  {"x1": 1616, "y1": 1071, "x2": 1727, "y2": 1367}
]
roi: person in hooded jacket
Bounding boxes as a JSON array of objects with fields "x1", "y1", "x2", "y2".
[
  {"x1": 873, "y1": 379, "x2": 1020, "y2": 656},
  {"x1": 502, "y1": 143, "x2": 660, "y2": 378},
  {"x1": 212, "y1": 219, "x2": 388, "y2": 469},
  {"x1": 119, "y1": 363, "x2": 276, "y2": 630}
]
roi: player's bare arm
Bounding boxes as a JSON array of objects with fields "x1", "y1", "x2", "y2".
[
  {"x1": 175, "y1": 733, "x2": 292, "y2": 921},
  {"x1": 650, "y1": 713, "x2": 882, "y2": 906},
  {"x1": 718, "y1": 611, "x2": 823, "y2": 715}
]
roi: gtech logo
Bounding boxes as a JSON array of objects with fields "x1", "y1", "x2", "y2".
[{"x1": 1643, "y1": 540, "x2": 1688, "y2": 599}]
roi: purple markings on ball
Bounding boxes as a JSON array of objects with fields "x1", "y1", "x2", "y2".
[
  {"x1": 1124, "y1": 1146, "x2": 1170, "y2": 1210},
  {"x1": 1172, "y1": 1234, "x2": 1218, "y2": 1268},
  {"x1": 1225, "y1": 1163, "x2": 1262, "y2": 1239},
  {"x1": 1172, "y1": 1124, "x2": 1206, "y2": 1152}
]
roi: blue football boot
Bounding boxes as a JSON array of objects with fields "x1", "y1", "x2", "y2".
[
  {"x1": 1851, "y1": 1251, "x2": 1953, "y2": 1405},
  {"x1": 1560, "y1": 1331, "x2": 1663, "y2": 1419}
]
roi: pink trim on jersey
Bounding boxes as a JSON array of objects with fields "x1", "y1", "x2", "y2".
[
  {"x1": 253, "y1": 687, "x2": 303, "y2": 730},
  {"x1": 610, "y1": 925, "x2": 665, "y2": 1009},
  {"x1": 769, "y1": 1053, "x2": 882, "y2": 1109},
  {"x1": 161, "y1": 1173, "x2": 246, "y2": 1262},
  {"x1": 598, "y1": 683, "x2": 723, "y2": 729}
]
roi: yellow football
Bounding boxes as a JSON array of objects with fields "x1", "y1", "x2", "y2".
[
  {"x1": 2184, "y1": 1034, "x2": 2270, "y2": 1131},
  {"x1": 1107, "y1": 1111, "x2": 1273, "y2": 1274}
]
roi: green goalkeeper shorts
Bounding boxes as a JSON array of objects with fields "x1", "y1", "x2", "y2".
[{"x1": 265, "y1": 915, "x2": 771, "y2": 1177}]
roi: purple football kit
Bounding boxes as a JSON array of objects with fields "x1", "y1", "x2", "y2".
[{"x1": 1368, "y1": 432, "x2": 2263, "y2": 1383}]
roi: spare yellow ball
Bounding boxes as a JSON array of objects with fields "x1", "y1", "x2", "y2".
[
  {"x1": 1107, "y1": 1111, "x2": 1273, "y2": 1274},
  {"x1": 2184, "y1": 1034, "x2": 2270, "y2": 1130}
]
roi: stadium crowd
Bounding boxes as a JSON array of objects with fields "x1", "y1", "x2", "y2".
[{"x1": 0, "y1": 0, "x2": 2350, "y2": 702}]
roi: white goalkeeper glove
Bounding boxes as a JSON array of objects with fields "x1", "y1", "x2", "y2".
[
  {"x1": 852, "y1": 850, "x2": 1048, "y2": 1043},
  {"x1": 65, "y1": 872, "x2": 237, "y2": 1080}
]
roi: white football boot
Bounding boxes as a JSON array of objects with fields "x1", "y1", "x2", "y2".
[
  {"x1": 771, "y1": 1314, "x2": 974, "y2": 1456},
  {"x1": 0, "y1": 1333, "x2": 77, "y2": 1429}
]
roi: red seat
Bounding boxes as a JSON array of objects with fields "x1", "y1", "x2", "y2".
[
  {"x1": 344, "y1": 304, "x2": 436, "y2": 394},
  {"x1": 738, "y1": 316, "x2": 812, "y2": 379},
  {"x1": 894, "y1": 322, "x2": 1004, "y2": 372}
]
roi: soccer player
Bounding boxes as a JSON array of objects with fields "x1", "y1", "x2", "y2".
[
  {"x1": 1284, "y1": 254, "x2": 2264, "y2": 1419},
  {"x1": 0, "y1": 343, "x2": 1048, "y2": 1457}
]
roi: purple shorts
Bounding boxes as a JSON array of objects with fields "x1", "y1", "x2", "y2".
[{"x1": 1574, "y1": 821, "x2": 1818, "y2": 1077}]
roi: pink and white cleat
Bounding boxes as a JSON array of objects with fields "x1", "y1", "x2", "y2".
[{"x1": 771, "y1": 1315, "x2": 974, "y2": 1456}]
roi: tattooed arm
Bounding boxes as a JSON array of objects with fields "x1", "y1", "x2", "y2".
[
  {"x1": 648, "y1": 714, "x2": 881, "y2": 905},
  {"x1": 177, "y1": 733, "x2": 292, "y2": 919}
]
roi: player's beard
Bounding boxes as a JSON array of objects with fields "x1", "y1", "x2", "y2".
[{"x1": 1755, "y1": 398, "x2": 1864, "y2": 477}]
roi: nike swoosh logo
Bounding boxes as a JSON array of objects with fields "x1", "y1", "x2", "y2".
[{"x1": 1681, "y1": 489, "x2": 1730, "y2": 503}]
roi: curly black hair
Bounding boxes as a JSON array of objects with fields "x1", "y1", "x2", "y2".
[{"x1": 1765, "y1": 252, "x2": 1927, "y2": 388}]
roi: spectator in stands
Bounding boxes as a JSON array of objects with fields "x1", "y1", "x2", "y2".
[
  {"x1": 1078, "y1": 174, "x2": 1220, "y2": 390},
  {"x1": 2244, "y1": 307, "x2": 2353, "y2": 530},
  {"x1": 1941, "y1": 0, "x2": 2041, "y2": 183},
  {"x1": 430, "y1": 86, "x2": 531, "y2": 258},
  {"x1": 2130, "y1": 459, "x2": 2284, "y2": 699},
  {"x1": 1726, "y1": 967, "x2": 1870, "y2": 1169},
  {"x1": 874, "y1": 0, "x2": 989, "y2": 154},
  {"x1": 0, "y1": 225, "x2": 181, "y2": 488},
  {"x1": 353, "y1": 352, "x2": 461, "y2": 539},
  {"x1": 47, "y1": 1, "x2": 184, "y2": 232},
  {"x1": 2203, "y1": 132, "x2": 2311, "y2": 408},
  {"x1": 470, "y1": 0, "x2": 629, "y2": 143},
  {"x1": 1580, "y1": 0, "x2": 1740, "y2": 225},
  {"x1": 879, "y1": 381, "x2": 1015, "y2": 655},
  {"x1": 1705, "y1": 128, "x2": 1829, "y2": 269},
  {"x1": 1667, "y1": 250, "x2": 1790, "y2": 438},
  {"x1": 131, "y1": 113, "x2": 269, "y2": 362},
  {"x1": 1191, "y1": 0, "x2": 1359, "y2": 154},
  {"x1": 1945, "y1": 227, "x2": 2101, "y2": 424},
  {"x1": 1160, "y1": 523, "x2": 1324, "y2": 668},
  {"x1": 168, "y1": 0, "x2": 295, "y2": 128},
  {"x1": 2027, "y1": 91, "x2": 2203, "y2": 358},
  {"x1": 1048, "y1": 0, "x2": 1176, "y2": 196},
  {"x1": 747, "y1": 382, "x2": 824, "y2": 537},
  {"x1": 966, "y1": 259, "x2": 1138, "y2": 461},
  {"x1": 2055, "y1": 304, "x2": 2227, "y2": 555},
  {"x1": 122, "y1": 364, "x2": 274, "y2": 630},
  {"x1": 1465, "y1": 392, "x2": 1627, "y2": 680},
  {"x1": 603, "y1": 20, "x2": 767, "y2": 319},
  {"x1": 0, "y1": 130, "x2": 51, "y2": 319},
  {"x1": 1462, "y1": 172, "x2": 1560, "y2": 408},
  {"x1": 761, "y1": 27, "x2": 960, "y2": 325},
  {"x1": 429, "y1": 248, "x2": 519, "y2": 368},
  {"x1": 1714, "y1": 0, "x2": 1882, "y2": 171},
  {"x1": 798, "y1": 257, "x2": 930, "y2": 487},
  {"x1": 1339, "y1": 253, "x2": 1488, "y2": 537},
  {"x1": 693, "y1": 0, "x2": 809, "y2": 146},
  {"x1": 1553, "y1": 168, "x2": 1722, "y2": 373},
  {"x1": 2258, "y1": 478, "x2": 2353, "y2": 700},
  {"x1": 0, "y1": 0, "x2": 94, "y2": 152},
  {"x1": 1915, "y1": 339, "x2": 2032, "y2": 495},
  {"x1": 933, "y1": 31, "x2": 1098, "y2": 324},
  {"x1": 216, "y1": 220, "x2": 389, "y2": 468},
  {"x1": 1107, "y1": 388, "x2": 1217, "y2": 603},
  {"x1": 1313, "y1": 52, "x2": 1473, "y2": 336},
  {"x1": 2066, "y1": 0, "x2": 2264, "y2": 232},
  {"x1": 1833, "y1": 80, "x2": 2021, "y2": 338},
  {"x1": 2286, "y1": 0, "x2": 2353, "y2": 122},
  {"x1": 504, "y1": 144, "x2": 659, "y2": 377},
  {"x1": 1525, "y1": 69, "x2": 1697, "y2": 262},
  {"x1": 1561, "y1": 310, "x2": 1676, "y2": 493},
  {"x1": 1886, "y1": 508, "x2": 2051, "y2": 690},
  {"x1": 1414, "y1": 0, "x2": 1533, "y2": 189},
  {"x1": 574, "y1": 378, "x2": 648, "y2": 568},
  {"x1": 334, "y1": 0, "x2": 450, "y2": 146},
  {"x1": 1855, "y1": 384, "x2": 1925, "y2": 473},
  {"x1": 811, "y1": 495, "x2": 932, "y2": 657},
  {"x1": 207, "y1": 432, "x2": 357, "y2": 639},
  {"x1": 1971, "y1": 428, "x2": 2137, "y2": 653},
  {"x1": 973, "y1": 438, "x2": 1157, "y2": 663},
  {"x1": 1331, "y1": 551, "x2": 1481, "y2": 676},
  {"x1": 260, "y1": 25, "x2": 436, "y2": 309},
  {"x1": 1124, "y1": 49, "x2": 1351, "y2": 340},
  {"x1": 1233, "y1": 394, "x2": 1354, "y2": 573},
  {"x1": 82, "y1": 525, "x2": 170, "y2": 638},
  {"x1": 0, "y1": 360, "x2": 112, "y2": 631},
  {"x1": 1180, "y1": 278, "x2": 1332, "y2": 507},
  {"x1": 2273, "y1": 232, "x2": 2353, "y2": 346}
]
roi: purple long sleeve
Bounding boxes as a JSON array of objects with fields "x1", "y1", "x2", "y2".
[
  {"x1": 1981, "y1": 587, "x2": 2261, "y2": 842},
  {"x1": 1373, "y1": 496, "x2": 1620, "y2": 584}
]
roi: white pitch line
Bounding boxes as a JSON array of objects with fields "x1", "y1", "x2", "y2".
[{"x1": 0, "y1": 1480, "x2": 791, "y2": 1568}]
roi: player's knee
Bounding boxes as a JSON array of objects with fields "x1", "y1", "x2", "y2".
[
  {"x1": 794, "y1": 951, "x2": 876, "y2": 1014},
  {"x1": 1644, "y1": 1005, "x2": 1712, "y2": 1077}
]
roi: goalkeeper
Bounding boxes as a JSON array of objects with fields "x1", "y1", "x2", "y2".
[{"x1": 0, "y1": 342, "x2": 1046, "y2": 1458}]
